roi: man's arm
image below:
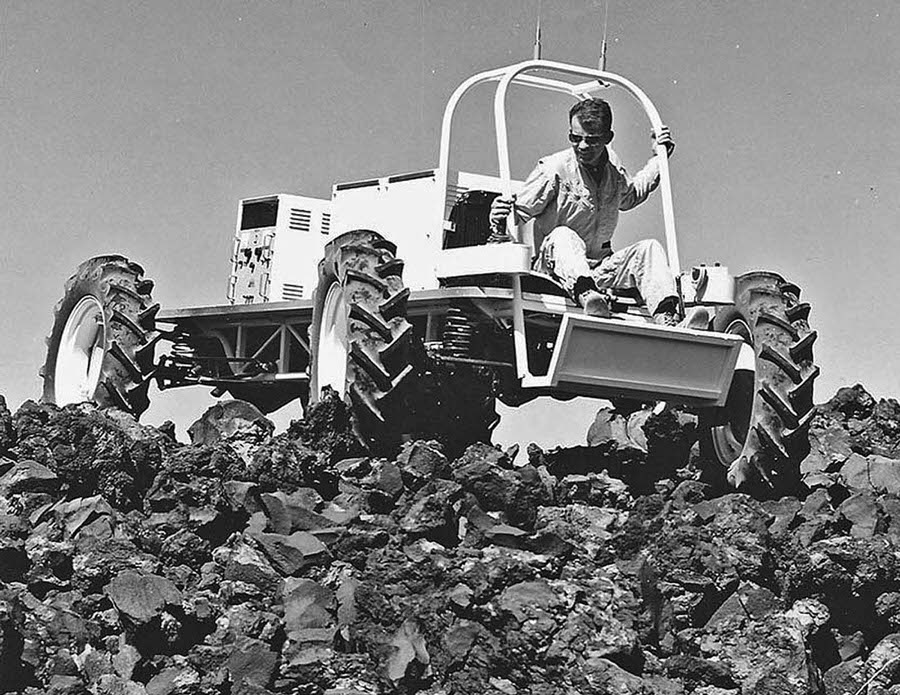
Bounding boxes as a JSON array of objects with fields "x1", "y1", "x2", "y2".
[
  {"x1": 619, "y1": 126, "x2": 675, "y2": 212},
  {"x1": 488, "y1": 159, "x2": 558, "y2": 238}
]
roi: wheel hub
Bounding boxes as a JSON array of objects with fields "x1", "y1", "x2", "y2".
[{"x1": 54, "y1": 296, "x2": 107, "y2": 406}]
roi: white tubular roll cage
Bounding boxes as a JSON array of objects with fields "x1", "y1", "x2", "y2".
[{"x1": 437, "y1": 60, "x2": 680, "y2": 382}]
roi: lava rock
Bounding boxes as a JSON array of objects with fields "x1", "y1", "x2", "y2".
[
  {"x1": 258, "y1": 492, "x2": 291, "y2": 534},
  {"x1": 760, "y1": 497, "x2": 801, "y2": 537},
  {"x1": 823, "y1": 657, "x2": 866, "y2": 695},
  {"x1": 145, "y1": 664, "x2": 201, "y2": 694},
  {"x1": 556, "y1": 470, "x2": 632, "y2": 508},
  {"x1": 55, "y1": 495, "x2": 115, "y2": 540},
  {"x1": 383, "y1": 619, "x2": 431, "y2": 685},
  {"x1": 841, "y1": 453, "x2": 900, "y2": 494},
  {"x1": 12, "y1": 401, "x2": 166, "y2": 511},
  {"x1": 250, "y1": 530, "x2": 330, "y2": 576},
  {"x1": 693, "y1": 599, "x2": 827, "y2": 694},
  {"x1": 830, "y1": 384, "x2": 877, "y2": 419},
  {"x1": 215, "y1": 537, "x2": 282, "y2": 598},
  {"x1": 400, "y1": 478, "x2": 463, "y2": 542},
  {"x1": 226, "y1": 638, "x2": 278, "y2": 689},
  {"x1": 483, "y1": 524, "x2": 529, "y2": 549},
  {"x1": 0, "y1": 514, "x2": 31, "y2": 581},
  {"x1": 587, "y1": 407, "x2": 636, "y2": 449},
  {"x1": 839, "y1": 491, "x2": 885, "y2": 538},
  {"x1": 665, "y1": 654, "x2": 735, "y2": 688},
  {"x1": 247, "y1": 437, "x2": 335, "y2": 496},
  {"x1": 452, "y1": 445, "x2": 553, "y2": 532},
  {"x1": 0, "y1": 460, "x2": 60, "y2": 495},
  {"x1": 395, "y1": 441, "x2": 449, "y2": 492},
  {"x1": 451, "y1": 444, "x2": 515, "y2": 511},
  {"x1": 863, "y1": 633, "x2": 900, "y2": 691},
  {"x1": 274, "y1": 491, "x2": 334, "y2": 533},
  {"x1": 0, "y1": 588, "x2": 28, "y2": 692},
  {"x1": 106, "y1": 570, "x2": 182, "y2": 624},
  {"x1": 188, "y1": 400, "x2": 274, "y2": 447},
  {"x1": 704, "y1": 582, "x2": 781, "y2": 630},
  {"x1": 576, "y1": 657, "x2": 647, "y2": 694},
  {"x1": 534, "y1": 503, "x2": 623, "y2": 559},
  {"x1": 0, "y1": 395, "x2": 15, "y2": 457}
]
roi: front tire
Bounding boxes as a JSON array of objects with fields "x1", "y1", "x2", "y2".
[
  {"x1": 42, "y1": 256, "x2": 158, "y2": 417},
  {"x1": 308, "y1": 230, "x2": 415, "y2": 454},
  {"x1": 699, "y1": 272, "x2": 819, "y2": 494}
]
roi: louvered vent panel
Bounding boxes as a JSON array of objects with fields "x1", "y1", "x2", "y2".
[
  {"x1": 445, "y1": 183, "x2": 468, "y2": 213},
  {"x1": 321, "y1": 212, "x2": 331, "y2": 235},
  {"x1": 289, "y1": 209, "x2": 312, "y2": 232},
  {"x1": 282, "y1": 283, "x2": 304, "y2": 300}
]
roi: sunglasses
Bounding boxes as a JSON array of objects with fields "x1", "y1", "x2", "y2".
[{"x1": 568, "y1": 132, "x2": 607, "y2": 146}]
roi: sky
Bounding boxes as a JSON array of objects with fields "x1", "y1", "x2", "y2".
[{"x1": 1, "y1": 1, "x2": 898, "y2": 449}]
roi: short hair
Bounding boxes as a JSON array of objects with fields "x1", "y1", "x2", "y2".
[{"x1": 569, "y1": 98, "x2": 613, "y2": 133}]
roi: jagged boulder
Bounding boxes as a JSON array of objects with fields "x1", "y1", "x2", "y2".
[
  {"x1": 11, "y1": 401, "x2": 168, "y2": 511},
  {"x1": 188, "y1": 400, "x2": 274, "y2": 448},
  {"x1": 0, "y1": 396, "x2": 16, "y2": 458},
  {"x1": 106, "y1": 570, "x2": 182, "y2": 624},
  {"x1": 452, "y1": 443, "x2": 551, "y2": 531}
]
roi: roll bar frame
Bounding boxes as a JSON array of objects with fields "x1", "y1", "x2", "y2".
[{"x1": 438, "y1": 59, "x2": 679, "y2": 274}]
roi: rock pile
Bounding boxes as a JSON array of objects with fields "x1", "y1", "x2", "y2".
[{"x1": 2, "y1": 384, "x2": 900, "y2": 694}]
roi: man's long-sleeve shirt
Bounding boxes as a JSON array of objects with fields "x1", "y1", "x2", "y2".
[{"x1": 512, "y1": 147, "x2": 661, "y2": 260}]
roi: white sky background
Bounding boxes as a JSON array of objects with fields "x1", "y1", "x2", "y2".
[{"x1": 1, "y1": 1, "x2": 897, "y2": 448}]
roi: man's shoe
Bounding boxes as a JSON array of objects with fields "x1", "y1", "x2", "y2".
[
  {"x1": 653, "y1": 310, "x2": 679, "y2": 327},
  {"x1": 680, "y1": 306, "x2": 710, "y2": 330},
  {"x1": 577, "y1": 289, "x2": 611, "y2": 318}
]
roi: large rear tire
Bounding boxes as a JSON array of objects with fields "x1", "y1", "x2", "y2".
[
  {"x1": 308, "y1": 230, "x2": 415, "y2": 454},
  {"x1": 42, "y1": 256, "x2": 159, "y2": 417},
  {"x1": 699, "y1": 272, "x2": 819, "y2": 494}
]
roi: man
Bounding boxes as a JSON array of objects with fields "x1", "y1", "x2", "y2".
[{"x1": 489, "y1": 98, "x2": 702, "y2": 327}]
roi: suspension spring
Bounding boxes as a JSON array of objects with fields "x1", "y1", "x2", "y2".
[
  {"x1": 169, "y1": 337, "x2": 194, "y2": 358},
  {"x1": 442, "y1": 304, "x2": 475, "y2": 359}
]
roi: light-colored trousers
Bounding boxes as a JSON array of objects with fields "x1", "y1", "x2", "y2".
[{"x1": 534, "y1": 226, "x2": 677, "y2": 315}]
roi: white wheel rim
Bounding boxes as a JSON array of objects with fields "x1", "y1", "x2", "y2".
[
  {"x1": 711, "y1": 319, "x2": 756, "y2": 465},
  {"x1": 316, "y1": 283, "x2": 349, "y2": 398},
  {"x1": 54, "y1": 296, "x2": 107, "y2": 406}
]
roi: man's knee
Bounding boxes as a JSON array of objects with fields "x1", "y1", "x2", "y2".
[
  {"x1": 540, "y1": 226, "x2": 586, "y2": 260},
  {"x1": 633, "y1": 238, "x2": 665, "y2": 255},
  {"x1": 544, "y1": 226, "x2": 582, "y2": 247},
  {"x1": 626, "y1": 239, "x2": 669, "y2": 269}
]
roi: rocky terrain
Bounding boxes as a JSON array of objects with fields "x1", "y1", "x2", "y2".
[{"x1": 2, "y1": 384, "x2": 900, "y2": 694}]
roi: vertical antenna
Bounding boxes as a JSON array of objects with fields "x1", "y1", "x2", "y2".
[
  {"x1": 533, "y1": 0, "x2": 542, "y2": 59},
  {"x1": 599, "y1": 0, "x2": 610, "y2": 70},
  {"x1": 420, "y1": 0, "x2": 426, "y2": 156}
]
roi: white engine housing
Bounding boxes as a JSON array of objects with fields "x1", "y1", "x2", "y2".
[
  {"x1": 330, "y1": 169, "x2": 528, "y2": 291},
  {"x1": 228, "y1": 194, "x2": 332, "y2": 304},
  {"x1": 230, "y1": 169, "x2": 528, "y2": 302}
]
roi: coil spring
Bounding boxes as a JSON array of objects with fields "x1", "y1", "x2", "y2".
[
  {"x1": 169, "y1": 338, "x2": 193, "y2": 358},
  {"x1": 442, "y1": 305, "x2": 475, "y2": 358},
  {"x1": 168, "y1": 330, "x2": 201, "y2": 360},
  {"x1": 167, "y1": 333, "x2": 233, "y2": 376}
]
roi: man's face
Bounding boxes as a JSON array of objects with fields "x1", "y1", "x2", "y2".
[{"x1": 569, "y1": 115, "x2": 613, "y2": 168}]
